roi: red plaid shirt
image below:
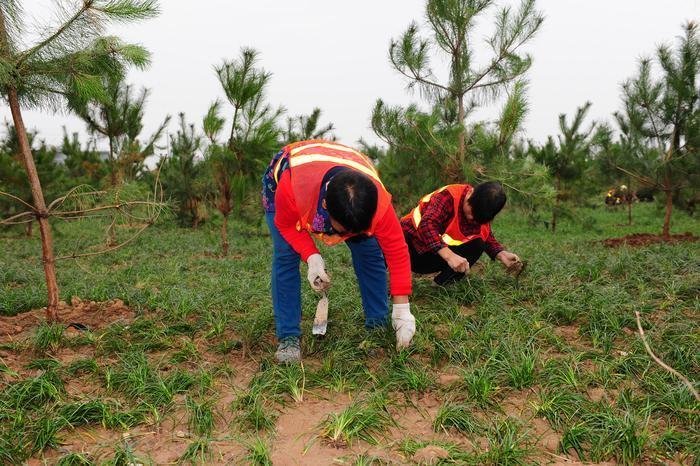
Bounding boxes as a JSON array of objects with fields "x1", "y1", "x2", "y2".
[{"x1": 401, "y1": 186, "x2": 504, "y2": 259}]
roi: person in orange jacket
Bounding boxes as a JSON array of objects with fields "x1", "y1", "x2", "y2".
[
  {"x1": 262, "y1": 140, "x2": 415, "y2": 363},
  {"x1": 401, "y1": 182, "x2": 521, "y2": 286}
]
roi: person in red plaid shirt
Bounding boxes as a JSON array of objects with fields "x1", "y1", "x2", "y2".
[{"x1": 401, "y1": 181, "x2": 521, "y2": 286}]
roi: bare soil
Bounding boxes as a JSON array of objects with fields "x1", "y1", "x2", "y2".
[
  {"x1": 0, "y1": 297, "x2": 134, "y2": 338},
  {"x1": 602, "y1": 232, "x2": 697, "y2": 248},
  {"x1": 1, "y1": 300, "x2": 687, "y2": 464}
]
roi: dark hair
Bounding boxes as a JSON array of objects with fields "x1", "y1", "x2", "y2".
[
  {"x1": 468, "y1": 181, "x2": 506, "y2": 223},
  {"x1": 325, "y1": 170, "x2": 378, "y2": 233}
]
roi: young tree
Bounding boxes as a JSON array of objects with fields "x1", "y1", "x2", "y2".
[
  {"x1": 282, "y1": 107, "x2": 335, "y2": 144},
  {"x1": 70, "y1": 74, "x2": 170, "y2": 186},
  {"x1": 208, "y1": 48, "x2": 283, "y2": 256},
  {"x1": 617, "y1": 22, "x2": 699, "y2": 237},
  {"x1": 381, "y1": 0, "x2": 543, "y2": 178},
  {"x1": 593, "y1": 118, "x2": 658, "y2": 226},
  {"x1": 0, "y1": 0, "x2": 159, "y2": 321},
  {"x1": 532, "y1": 102, "x2": 595, "y2": 233},
  {"x1": 0, "y1": 123, "x2": 63, "y2": 236},
  {"x1": 160, "y1": 113, "x2": 207, "y2": 227},
  {"x1": 59, "y1": 128, "x2": 107, "y2": 187},
  {"x1": 372, "y1": 101, "x2": 460, "y2": 203}
]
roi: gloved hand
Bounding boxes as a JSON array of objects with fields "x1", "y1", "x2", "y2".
[
  {"x1": 307, "y1": 253, "x2": 331, "y2": 291},
  {"x1": 392, "y1": 302, "x2": 416, "y2": 350}
]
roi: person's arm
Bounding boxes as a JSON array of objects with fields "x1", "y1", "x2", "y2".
[
  {"x1": 373, "y1": 203, "x2": 412, "y2": 298},
  {"x1": 273, "y1": 171, "x2": 319, "y2": 262},
  {"x1": 486, "y1": 229, "x2": 520, "y2": 267},
  {"x1": 437, "y1": 246, "x2": 470, "y2": 273},
  {"x1": 374, "y1": 203, "x2": 415, "y2": 349},
  {"x1": 484, "y1": 229, "x2": 504, "y2": 260}
]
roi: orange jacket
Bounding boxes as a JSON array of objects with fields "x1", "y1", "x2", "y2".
[{"x1": 271, "y1": 140, "x2": 412, "y2": 296}]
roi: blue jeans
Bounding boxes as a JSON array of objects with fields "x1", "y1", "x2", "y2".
[{"x1": 266, "y1": 212, "x2": 389, "y2": 339}]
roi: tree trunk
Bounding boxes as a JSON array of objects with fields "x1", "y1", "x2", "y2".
[
  {"x1": 552, "y1": 173, "x2": 560, "y2": 233},
  {"x1": 453, "y1": 35, "x2": 466, "y2": 179},
  {"x1": 661, "y1": 130, "x2": 679, "y2": 239},
  {"x1": 25, "y1": 220, "x2": 33, "y2": 237},
  {"x1": 8, "y1": 86, "x2": 60, "y2": 322},
  {"x1": 108, "y1": 136, "x2": 117, "y2": 187},
  {"x1": 106, "y1": 136, "x2": 118, "y2": 246},
  {"x1": 626, "y1": 176, "x2": 633, "y2": 225},
  {"x1": 662, "y1": 188, "x2": 673, "y2": 239},
  {"x1": 627, "y1": 197, "x2": 632, "y2": 226},
  {"x1": 457, "y1": 94, "x2": 466, "y2": 175},
  {"x1": 221, "y1": 214, "x2": 229, "y2": 257}
]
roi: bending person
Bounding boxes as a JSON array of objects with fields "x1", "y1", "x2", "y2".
[
  {"x1": 401, "y1": 182, "x2": 521, "y2": 286},
  {"x1": 262, "y1": 140, "x2": 415, "y2": 363}
]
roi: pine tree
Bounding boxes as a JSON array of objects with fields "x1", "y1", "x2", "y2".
[
  {"x1": 0, "y1": 123, "x2": 63, "y2": 236},
  {"x1": 282, "y1": 107, "x2": 335, "y2": 144},
  {"x1": 617, "y1": 22, "x2": 699, "y2": 237},
  {"x1": 532, "y1": 102, "x2": 595, "y2": 233},
  {"x1": 160, "y1": 113, "x2": 207, "y2": 227},
  {"x1": 0, "y1": 0, "x2": 159, "y2": 321},
  {"x1": 208, "y1": 48, "x2": 282, "y2": 256},
  {"x1": 70, "y1": 74, "x2": 170, "y2": 186},
  {"x1": 59, "y1": 128, "x2": 107, "y2": 186},
  {"x1": 379, "y1": 0, "x2": 543, "y2": 179}
]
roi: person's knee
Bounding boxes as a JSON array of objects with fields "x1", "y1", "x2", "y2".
[{"x1": 452, "y1": 239, "x2": 485, "y2": 264}]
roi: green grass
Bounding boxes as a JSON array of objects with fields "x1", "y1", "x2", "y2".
[
  {"x1": 55, "y1": 452, "x2": 94, "y2": 466},
  {"x1": 179, "y1": 438, "x2": 211, "y2": 464},
  {"x1": 0, "y1": 203, "x2": 697, "y2": 463},
  {"x1": 433, "y1": 402, "x2": 484, "y2": 435},
  {"x1": 482, "y1": 418, "x2": 532, "y2": 465},
  {"x1": 186, "y1": 395, "x2": 215, "y2": 437},
  {"x1": 33, "y1": 322, "x2": 64, "y2": 353},
  {"x1": 461, "y1": 366, "x2": 500, "y2": 407},
  {"x1": 319, "y1": 393, "x2": 395, "y2": 446},
  {"x1": 531, "y1": 388, "x2": 586, "y2": 429},
  {"x1": 244, "y1": 437, "x2": 273, "y2": 466}
]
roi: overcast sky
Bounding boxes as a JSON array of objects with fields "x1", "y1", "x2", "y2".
[{"x1": 2, "y1": 0, "x2": 698, "y2": 153}]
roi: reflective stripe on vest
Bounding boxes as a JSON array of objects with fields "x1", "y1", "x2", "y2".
[
  {"x1": 285, "y1": 140, "x2": 391, "y2": 245},
  {"x1": 272, "y1": 141, "x2": 372, "y2": 185},
  {"x1": 272, "y1": 156, "x2": 286, "y2": 184},
  {"x1": 290, "y1": 141, "x2": 366, "y2": 158},
  {"x1": 442, "y1": 228, "x2": 490, "y2": 246},
  {"x1": 289, "y1": 154, "x2": 383, "y2": 187},
  {"x1": 411, "y1": 187, "x2": 449, "y2": 228}
]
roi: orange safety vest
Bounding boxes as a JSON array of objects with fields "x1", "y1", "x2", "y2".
[
  {"x1": 402, "y1": 184, "x2": 491, "y2": 246},
  {"x1": 273, "y1": 139, "x2": 392, "y2": 246}
]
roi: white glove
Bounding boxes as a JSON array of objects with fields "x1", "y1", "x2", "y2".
[
  {"x1": 307, "y1": 253, "x2": 331, "y2": 291},
  {"x1": 392, "y1": 303, "x2": 416, "y2": 350}
]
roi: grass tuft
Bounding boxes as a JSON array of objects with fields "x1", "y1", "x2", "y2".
[
  {"x1": 319, "y1": 393, "x2": 395, "y2": 446},
  {"x1": 244, "y1": 436, "x2": 273, "y2": 466},
  {"x1": 179, "y1": 438, "x2": 211, "y2": 464},
  {"x1": 433, "y1": 402, "x2": 484, "y2": 435},
  {"x1": 33, "y1": 323, "x2": 64, "y2": 353},
  {"x1": 56, "y1": 452, "x2": 94, "y2": 466},
  {"x1": 186, "y1": 395, "x2": 215, "y2": 437}
]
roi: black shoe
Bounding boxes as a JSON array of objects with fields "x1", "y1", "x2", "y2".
[{"x1": 433, "y1": 269, "x2": 465, "y2": 286}]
